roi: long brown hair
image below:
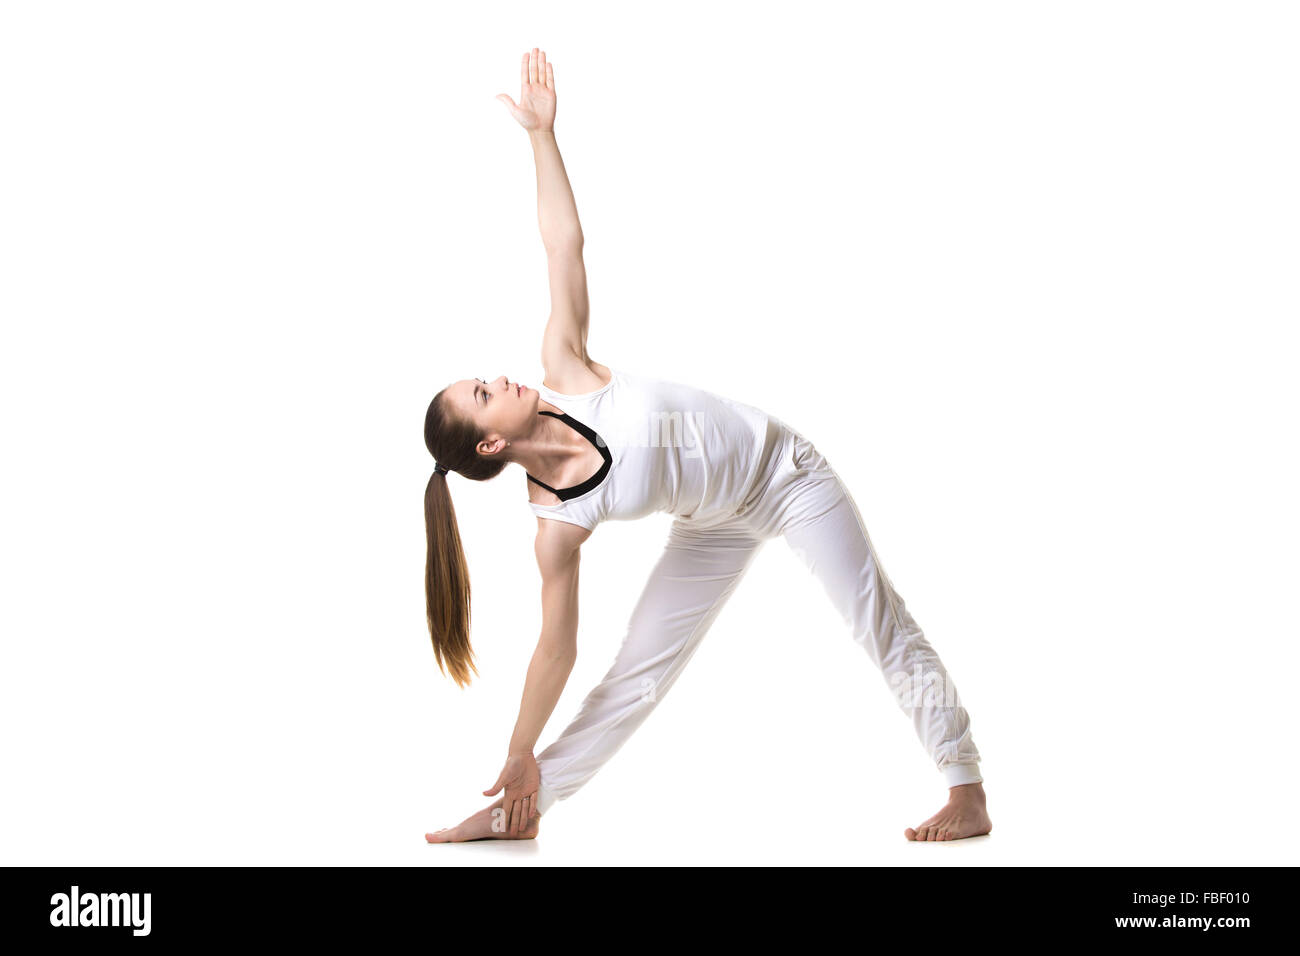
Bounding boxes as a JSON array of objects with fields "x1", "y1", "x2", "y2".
[{"x1": 424, "y1": 386, "x2": 507, "y2": 687}]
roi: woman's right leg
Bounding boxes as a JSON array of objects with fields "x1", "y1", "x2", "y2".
[{"x1": 534, "y1": 517, "x2": 765, "y2": 816}]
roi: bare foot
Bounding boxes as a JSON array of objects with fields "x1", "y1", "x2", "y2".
[
  {"x1": 426, "y1": 797, "x2": 541, "y2": 843},
  {"x1": 904, "y1": 781, "x2": 992, "y2": 842}
]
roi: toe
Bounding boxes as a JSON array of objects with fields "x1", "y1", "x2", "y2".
[{"x1": 904, "y1": 827, "x2": 917, "y2": 841}]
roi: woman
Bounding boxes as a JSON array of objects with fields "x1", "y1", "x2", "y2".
[{"x1": 424, "y1": 49, "x2": 992, "y2": 843}]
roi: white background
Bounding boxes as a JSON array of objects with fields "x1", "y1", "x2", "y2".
[{"x1": 2, "y1": 1, "x2": 1296, "y2": 866}]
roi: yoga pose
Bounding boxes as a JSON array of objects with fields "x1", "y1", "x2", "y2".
[{"x1": 423, "y1": 49, "x2": 992, "y2": 843}]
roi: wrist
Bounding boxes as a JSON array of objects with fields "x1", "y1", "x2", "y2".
[
  {"x1": 528, "y1": 128, "x2": 555, "y2": 141},
  {"x1": 509, "y1": 748, "x2": 535, "y2": 758}
]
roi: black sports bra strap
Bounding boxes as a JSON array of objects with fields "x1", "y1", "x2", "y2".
[
  {"x1": 526, "y1": 473, "x2": 562, "y2": 495},
  {"x1": 527, "y1": 410, "x2": 613, "y2": 501}
]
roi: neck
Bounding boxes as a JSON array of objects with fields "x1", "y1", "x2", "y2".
[{"x1": 510, "y1": 404, "x2": 585, "y2": 480}]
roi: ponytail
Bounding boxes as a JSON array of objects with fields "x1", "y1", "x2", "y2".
[
  {"x1": 423, "y1": 386, "x2": 508, "y2": 686},
  {"x1": 424, "y1": 468, "x2": 477, "y2": 687}
]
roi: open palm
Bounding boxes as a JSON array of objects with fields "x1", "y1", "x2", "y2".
[{"x1": 497, "y1": 47, "x2": 556, "y2": 132}]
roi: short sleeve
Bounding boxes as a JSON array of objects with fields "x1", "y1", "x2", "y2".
[{"x1": 530, "y1": 508, "x2": 596, "y2": 531}]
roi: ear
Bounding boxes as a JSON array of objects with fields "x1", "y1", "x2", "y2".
[{"x1": 478, "y1": 436, "x2": 508, "y2": 457}]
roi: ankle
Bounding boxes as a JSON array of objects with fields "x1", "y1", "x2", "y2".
[{"x1": 948, "y1": 781, "x2": 986, "y2": 802}]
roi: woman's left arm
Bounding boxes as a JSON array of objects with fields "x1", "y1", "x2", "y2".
[{"x1": 498, "y1": 49, "x2": 592, "y2": 372}]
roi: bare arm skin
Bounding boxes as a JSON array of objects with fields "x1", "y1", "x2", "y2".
[
  {"x1": 487, "y1": 518, "x2": 590, "y2": 837},
  {"x1": 509, "y1": 519, "x2": 590, "y2": 755},
  {"x1": 497, "y1": 48, "x2": 608, "y2": 394}
]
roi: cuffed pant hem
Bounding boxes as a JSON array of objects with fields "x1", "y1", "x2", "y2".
[
  {"x1": 536, "y1": 781, "x2": 559, "y2": 817},
  {"x1": 942, "y1": 762, "x2": 983, "y2": 788}
]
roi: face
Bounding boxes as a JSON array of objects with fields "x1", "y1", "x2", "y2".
[{"x1": 447, "y1": 374, "x2": 538, "y2": 459}]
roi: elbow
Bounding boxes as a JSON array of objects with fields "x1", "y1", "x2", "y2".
[
  {"x1": 538, "y1": 639, "x2": 577, "y2": 667},
  {"x1": 545, "y1": 232, "x2": 584, "y2": 257}
]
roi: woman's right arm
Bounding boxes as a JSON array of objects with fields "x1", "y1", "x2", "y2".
[{"x1": 506, "y1": 519, "x2": 591, "y2": 758}]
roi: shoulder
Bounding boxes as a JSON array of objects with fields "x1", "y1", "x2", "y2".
[
  {"x1": 534, "y1": 515, "x2": 593, "y2": 566},
  {"x1": 540, "y1": 349, "x2": 613, "y2": 396},
  {"x1": 526, "y1": 472, "x2": 562, "y2": 507}
]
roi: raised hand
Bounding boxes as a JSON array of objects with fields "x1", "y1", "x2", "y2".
[{"x1": 496, "y1": 47, "x2": 556, "y2": 132}]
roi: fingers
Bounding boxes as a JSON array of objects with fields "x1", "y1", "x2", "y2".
[
  {"x1": 521, "y1": 48, "x2": 553, "y2": 91},
  {"x1": 509, "y1": 796, "x2": 523, "y2": 836},
  {"x1": 483, "y1": 772, "x2": 503, "y2": 797}
]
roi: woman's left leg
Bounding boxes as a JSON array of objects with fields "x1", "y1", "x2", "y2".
[
  {"x1": 749, "y1": 428, "x2": 984, "y2": 787},
  {"x1": 749, "y1": 430, "x2": 991, "y2": 840}
]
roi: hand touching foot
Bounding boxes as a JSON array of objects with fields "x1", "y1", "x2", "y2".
[{"x1": 426, "y1": 796, "x2": 541, "y2": 843}]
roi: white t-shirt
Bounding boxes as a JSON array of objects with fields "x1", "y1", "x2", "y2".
[{"x1": 527, "y1": 366, "x2": 776, "y2": 531}]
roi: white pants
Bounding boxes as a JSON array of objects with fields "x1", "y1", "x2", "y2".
[{"x1": 534, "y1": 418, "x2": 983, "y2": 816}]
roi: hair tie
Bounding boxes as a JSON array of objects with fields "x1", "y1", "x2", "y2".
[{"x1": 434, "y1": 461, "x2": 449, "y2": 476}]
